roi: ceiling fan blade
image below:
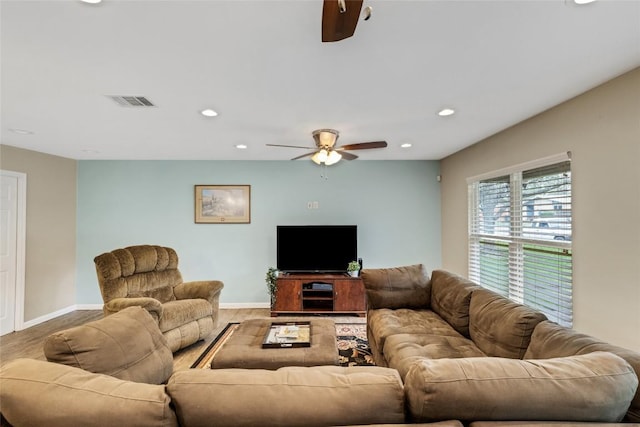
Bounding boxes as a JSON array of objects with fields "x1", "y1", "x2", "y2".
[
  {"x1": 340, "y1": 151, "x2": 358, "y2": 161},
  {"x1": 338, "y1": 141, "x2": 388, "y2": 150},
  {"x1": 291, "y1": 152, "x2": 315, "y2": 161},
  {"x1": 322, "y1": 0, "x2": 363, "y2": 42},
  {"x1": 266, "y1": 144, "x2": 314, "y2": 149}
]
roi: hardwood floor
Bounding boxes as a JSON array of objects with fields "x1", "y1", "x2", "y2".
[{"x1": 0, "y1": 309, "x2": 365, "y2": 372}]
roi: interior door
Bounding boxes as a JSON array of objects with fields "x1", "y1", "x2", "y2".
[{"x1": 0, "y1": 174, "x2": 18, "y2": 335}]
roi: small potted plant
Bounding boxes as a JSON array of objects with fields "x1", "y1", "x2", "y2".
[
  {"x1": 347, "y1": 260, "x2": 360, "y2": 277},
  {"x1": 265, "y1": 267, "x2": 278, "y2": 308}
]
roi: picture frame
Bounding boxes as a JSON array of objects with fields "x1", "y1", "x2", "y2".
[{"x1": 194, "y1": 185, "x2": 251, "y2": 224}]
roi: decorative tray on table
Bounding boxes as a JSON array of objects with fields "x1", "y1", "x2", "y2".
[{"x1": 262, "y1": 321, "x2": 311, "y2": 348}]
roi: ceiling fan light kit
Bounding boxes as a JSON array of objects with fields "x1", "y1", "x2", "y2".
[
  {"x1": 312, "y1": 149, "x2": 342, "y2": 166},
  {"x1": 267, "y1": 127, "x2": 387, "y2": 167}
]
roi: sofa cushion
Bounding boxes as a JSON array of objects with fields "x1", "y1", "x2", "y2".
[
  {"x1": 158, "y1": 298, "x2": 213, "y2": 332},
  {"x1": 361, "y1": 264, "x2": 431, "y2": 310},
  {"x1": 368, "y1": 308, "x2": 462, "y2": 357},
  {"x1": 44, "y1": 306, "x2": 173, "y2": 384},
  {"x1": 429, "y1": 270, "x2": 479, "y2": 337},
  {"x1": 404, "y1": 352, "x2": 638, "y2": 423},
  {"x1": 167, "y1": 366, "x2": 405, "y2": 427},
  {"x1": 0, "y1": 358, "x2": 178, "y2": 427},
  {"x1": 384, "y1": 333, "x2": 486, "y2": 380},
  {"x1": 469, "y1": 288, "x2": 547, "y2": 359},
  {"x1": 525, "y1": 320, "x2": 640, "y2": 422}
]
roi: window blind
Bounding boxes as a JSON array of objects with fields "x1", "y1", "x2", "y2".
[{"x1": 468, "y1": 156, "x2": 572, "y2": 326}]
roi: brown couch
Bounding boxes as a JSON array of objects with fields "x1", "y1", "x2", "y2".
[
  {"x1": 94, "y1": 245, "x2": 224, "y2": 352},
  {"x1": 1, "y1": 269, "x2": 639, "y2": 426},
  {"x1": 362, "y1": 265, "x2": 640, "y2": 424},
  {"x1": 0, "y1": 307, "x2": 413, "y2": 427}
]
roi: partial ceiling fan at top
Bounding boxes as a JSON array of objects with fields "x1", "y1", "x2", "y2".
[
  {"x1": 266, "y1": 129, "x2": 388, "y2": 166},
  {"x1": 322, "y1": 0, "x2": 371, "y2": 42}
]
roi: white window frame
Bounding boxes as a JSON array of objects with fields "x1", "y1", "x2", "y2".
[{"x1": 467, "y1": 152, "x2": 572, "y2": 326}]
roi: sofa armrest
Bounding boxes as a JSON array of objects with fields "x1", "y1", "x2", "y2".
[
  {"x1": 104, "y1": 297, "x2": 163, "y2": 321},
  {"x1": 173, "y1": 280, "x2": 224, "y2": 306}
]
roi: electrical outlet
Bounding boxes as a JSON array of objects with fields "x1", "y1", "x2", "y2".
[{"x1": 312, "y1": 201, "x2": 319, "y2": 209}]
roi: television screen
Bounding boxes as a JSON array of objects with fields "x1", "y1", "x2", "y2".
[{"x1": 276, "y1": 225, "x2": 357, "y2": 273}]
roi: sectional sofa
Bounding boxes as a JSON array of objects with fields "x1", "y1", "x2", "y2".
[
  {"x1": 1, "y1": 267, "x2": 639, "y2": 426},
  {"x1": 362, "y1": 265, "x2": 640, "y2": 423}
]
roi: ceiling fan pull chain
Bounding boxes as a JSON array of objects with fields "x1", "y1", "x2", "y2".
[{"x1": 320, "y1": 164, "x2": 329, "y2": 180}]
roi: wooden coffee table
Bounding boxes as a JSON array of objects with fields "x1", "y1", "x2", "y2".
[{"x1": 210, "y1": 317, "x2": 339, "y2": 369}]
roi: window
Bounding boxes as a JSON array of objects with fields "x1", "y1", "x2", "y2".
[{"x1": 468, "y1": 153, "x2": 572, "y2": 327}]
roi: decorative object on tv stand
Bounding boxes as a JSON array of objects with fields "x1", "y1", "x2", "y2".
[
  {"x1": 265, "y1": 267, "x2": 278, "y2": 308},
  {"x1": 194, "y1": 185, "x2": 251, "y2": 224},
  {"x1": 347, "y1": 261, "x2": 361, "y2": 277}
]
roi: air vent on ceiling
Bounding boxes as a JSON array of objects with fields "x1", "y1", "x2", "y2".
[{"x1": 107, "y1": 95, "x2": 155, "y2": 107}]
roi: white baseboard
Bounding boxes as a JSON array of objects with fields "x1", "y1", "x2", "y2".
[
  {"x1": 19, "y1": 305, "x2": 78, "y2": 330},
  {"x1": 220, "y1": 302, "x2": 270, "y2": 309},
  {"x1": 75, "y1": 304, "x2": 103, "y2": 310}
]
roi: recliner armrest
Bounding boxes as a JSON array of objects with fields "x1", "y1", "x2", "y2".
[
  {"x1": 104, "y1": 297, "x2": 164, "y2": 321},
  {"x1": 174, "y1": 280, "x2": 224, "y2": 306}
]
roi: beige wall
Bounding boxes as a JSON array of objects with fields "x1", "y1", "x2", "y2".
[
  {"x1": 440, "y1": 68, "x2": 640, "y2": 351},
  {"x1": 0, "y1": 145, "x2": 77, "y2": 322}
]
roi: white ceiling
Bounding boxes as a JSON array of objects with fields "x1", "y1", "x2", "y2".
[{"x1": 1, "y1": 0, "x2": 639, "y2": 161}]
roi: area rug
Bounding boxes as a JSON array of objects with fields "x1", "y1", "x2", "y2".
[{"x1": 191, "y1": 322, "x2": 374, "y2": 369}]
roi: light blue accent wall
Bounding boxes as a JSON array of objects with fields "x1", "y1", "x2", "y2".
[{"x1": 77, "y1": 160, "x2": 441, "y2": 304}]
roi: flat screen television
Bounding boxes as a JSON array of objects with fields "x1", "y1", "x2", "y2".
[{"x1": 276, "y1": 225, "x2": 357, "y2": 273}]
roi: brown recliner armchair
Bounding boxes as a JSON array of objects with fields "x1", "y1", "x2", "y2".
[{"x1": 94, "y1": 245, "x2": 224, "y2": 352}]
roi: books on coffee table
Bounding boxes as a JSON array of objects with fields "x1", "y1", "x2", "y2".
[{"x1": 262, "y1": 321, "x2": 311, "y2": 348}]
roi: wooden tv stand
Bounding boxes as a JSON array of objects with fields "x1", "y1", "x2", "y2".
[{"x1": 271, "y1": 273, "x2": 366, "y2": 317}]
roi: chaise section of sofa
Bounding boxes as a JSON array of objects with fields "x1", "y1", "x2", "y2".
[
  {"x1": 363, "y1": 267, "x2": 489, "y2": 378},
  {"x1": 363, "y1": 265, "x2": 640, "y2": 422}
]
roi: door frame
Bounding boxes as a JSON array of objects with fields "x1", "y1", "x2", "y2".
[{"x1": 1, "y1": 170, "x2": 27, "y2": 331}]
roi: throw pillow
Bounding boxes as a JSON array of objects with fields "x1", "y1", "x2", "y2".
[
  {"x1": 44, "y1": 306, "x2": 173, "y2": 384},
  {"x1": 469, "y1": 288, "x2": 547, "y2": 359},
  {"x1": 361, "y1": 264, "x2": 431, "y2": 309},
  {"x1": 429, "y1": 270, "x2": 479, "y2": 337}
]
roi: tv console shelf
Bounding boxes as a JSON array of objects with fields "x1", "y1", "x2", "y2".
[{"x1": 271, "y1": 273, "x2": 366, "y2": 317}]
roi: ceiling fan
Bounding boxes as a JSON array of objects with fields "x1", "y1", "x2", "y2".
[
  {"x1": 322, "y1": 0, "x2": 366, "y2": 42},
  {"x1": 267, "y1": 129, "x2": 388, "y2": 166}
]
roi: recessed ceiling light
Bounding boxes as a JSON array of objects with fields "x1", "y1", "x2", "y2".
[
  {"x1": 80, "y1": 0, "x2": 102, "y2": 4},
  {"x1": 437, "y1": 108, "x2": 455, "y2": 117},
  {"x1": 400, "y1": 143, "x2": 412, "y2": 148},
  {"x1": 235, "y1": 144, "x2": 248, "y2": 149},
  {"x1": 9, "y1": 128, "x2": 34, "y2": 135},
  {"x1": 574, "y1": 0, "x2": 596, "y2": 4},
  {"x1": 200, "y1": 109, "x2": 218, "y2": 117}
]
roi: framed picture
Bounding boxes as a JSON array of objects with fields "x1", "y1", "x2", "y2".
[{"x1": 194, "y1": 185, "x2": 251, "y2": 224}]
